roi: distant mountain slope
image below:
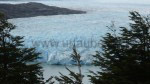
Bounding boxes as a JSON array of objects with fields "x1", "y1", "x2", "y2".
[{"x1": 0, "y1": 2, "x2": 86, "y2": 19}]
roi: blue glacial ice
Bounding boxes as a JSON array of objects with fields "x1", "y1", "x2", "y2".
[{"x1": 2, "y1": 0, "x2": 150, "y2": 64}]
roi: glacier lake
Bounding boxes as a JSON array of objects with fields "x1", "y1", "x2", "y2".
[{"x1": 1, "y1": 0, "x2": 150, "y2": 83}]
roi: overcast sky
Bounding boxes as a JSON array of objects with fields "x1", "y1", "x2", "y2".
[{"x1": 0, "y1": 0, "x2": 150, "y2": 4}]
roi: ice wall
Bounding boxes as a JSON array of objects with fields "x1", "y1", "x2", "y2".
[{"x1": 5, "y1": 0, "x2": 150, "y2": 64}]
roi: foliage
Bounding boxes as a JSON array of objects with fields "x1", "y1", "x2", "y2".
[
  {"x1": 89, "y1": 11, "x2": 150, "y2": 84},
  {"x1": 55, "y1": 46, "x2": 84, "y2": 84},
  {"x1": 0, "y1": 13, "x2": 44, "y2": 84}
]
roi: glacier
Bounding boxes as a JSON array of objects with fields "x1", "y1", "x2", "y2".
[{"x1": 1, "y1": 0, "x2": 150, "y2": 64}]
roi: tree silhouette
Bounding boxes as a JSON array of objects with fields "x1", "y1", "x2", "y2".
[
  {"x1": 89, "y1": 11, "x2": 150, "y2": 84},
  {"x1": 55, "y1": 46, "x2": 84, "y2": 84},
  {"x1": 0, "y1": 13, "x2": 44, "y2": 84}
]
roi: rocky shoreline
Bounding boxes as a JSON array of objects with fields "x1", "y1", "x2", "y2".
[{"x1": 0, "y1": 2, "x2": 86, "y2": 19}]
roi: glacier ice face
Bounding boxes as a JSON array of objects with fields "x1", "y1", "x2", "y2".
[{"x1": 3, "y1": 0, "x2": 150, "y2": 64}]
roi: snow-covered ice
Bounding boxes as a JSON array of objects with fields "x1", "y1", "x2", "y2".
[{"x1": 1, "y1": 0, "x2": 150, "y2": 64}]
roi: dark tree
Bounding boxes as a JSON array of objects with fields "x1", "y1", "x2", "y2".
[
  {"x1": 55, "y1": 46, "x2": 84, "y2": 84},
  {"x1": 0, "y1": 13, "x2": 44, "y2": 84},
  {"x1": 89, "y1": 11, "x2": 150, "y2": 84}
]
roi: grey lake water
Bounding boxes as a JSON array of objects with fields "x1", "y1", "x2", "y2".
[{"x1": 42, "y1": 64, "x2": 99, "y2": 84}]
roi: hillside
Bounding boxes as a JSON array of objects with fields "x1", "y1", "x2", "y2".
[{"x1": 0, "y1": 2, "x2": 86, "y2": 19}]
